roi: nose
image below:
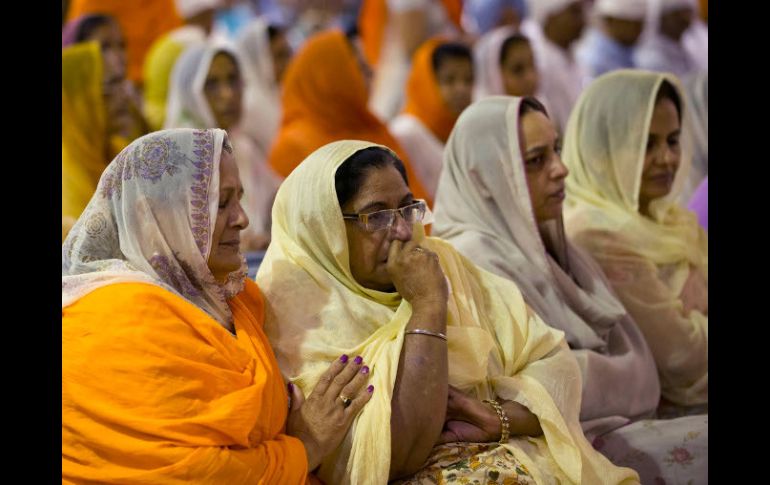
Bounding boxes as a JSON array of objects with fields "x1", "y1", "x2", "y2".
[
  {"x1": 551, "y1": 153, "x2": 569, "y2": 180},
  {"x1": 232, "y1": 200, "x2": 249, "y2": 230},
  {"x1": 387, "y1": 212, "x2": 413, "y2": 242}
]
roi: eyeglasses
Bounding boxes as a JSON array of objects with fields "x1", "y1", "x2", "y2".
[{"x1": 342, "y1": 199, "x2": 433, "y2": 232}]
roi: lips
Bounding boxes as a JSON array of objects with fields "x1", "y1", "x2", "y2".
[
  {"x1": 548, "y1": 187, "x2": 566, "y2": 201},
  {"x1": 647, "y1": 173, "x2": 674, "y2": 184}
]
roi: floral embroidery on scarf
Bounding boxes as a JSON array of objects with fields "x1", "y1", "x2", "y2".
[
  {"x1": 100, "y1": 135, "x2": 185, "y2": 200},
  {"x1": 664, "y1": 446, "x2": 694, "y2": 467},
  {"x1": 150, "y1": 254, "x2": 203, "y2": 300},
  {"x1": 190, "y1": 130, "x2": 215, "y2": 256}
]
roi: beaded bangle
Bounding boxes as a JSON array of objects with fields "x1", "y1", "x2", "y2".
[
  {"x1": 483, "y1": 399, "x2": 510, "y2": 444},
  {"x1": 404, "y1": 329, "x2": 448, "y2": 341}
]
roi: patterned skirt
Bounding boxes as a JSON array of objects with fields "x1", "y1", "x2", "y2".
[{"x1": 395, "y1": 442, "x2": 537, "y2": 485}]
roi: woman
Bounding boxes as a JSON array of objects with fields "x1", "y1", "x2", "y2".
[
  {"x1": 562, "y1": 69, "x2": 707, "y2": 412},
  {"x1": 165, "y1": 41, "x2": 282, "y2": 251},
  {"x1": 473, "y1": 25, "x2": 540, "y2": 100},
  {"x1": 389, "y1": 38, "x2": 473, "y2": 199},
  {"x1": 256, "y1": 139, "x2": 639, "y2": 484},
  {"x1": 62, "y1": 41, "x2": 136, "y2": 240},
  {"x1": 268, "y1": 29, "x2": 431, "y2": 205},
  {"x1": 62, "y1": 128, "x2": 372, "y2": 483},
  {"x1": 235, "y1": 18, "x2": 293, "y2": 159},
  {"x1": 433, "y1": 96, "x2": 707, "y2": 484},
  {"x1": 62, "y1": 13, "x2": 149, "y2": 142}
]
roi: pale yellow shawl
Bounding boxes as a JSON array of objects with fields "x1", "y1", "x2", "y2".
[
  {"x1": 562, "y1": 70, "x2": 708, "y2": 406},
  {"x1": 256, "y1": 140, "x2": 638, "y2": 484}
]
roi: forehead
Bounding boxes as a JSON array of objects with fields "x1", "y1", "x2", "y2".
[
  {"x1": 521, "y1": 111, "x2": 555, "y2": 144},
  {"x1": 209, "y1": 52, "x2": 238, "y2": 72},
  {"x1": 649, "y1": 98, "x2": 681, "y2": 131},
  {"x1": 345, "y1": 164, "x2": 411, "y2": 210},
  {"x1": 218, "y1": 149, "x2": 242, "y2": 189},
  {"x1": 502, "y1": 42, "x2": 533, "y2": 63},
  {"x1": 436, "y1": 56, "x2": 472, "y2": 74}
]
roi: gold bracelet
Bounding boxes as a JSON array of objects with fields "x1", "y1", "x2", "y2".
[
  {"x1": 482, "y1": 399, "x2": 510, "y2": 444},
  {"x1": 404, "y1": 329, "x2": 447, "y2": 341}
]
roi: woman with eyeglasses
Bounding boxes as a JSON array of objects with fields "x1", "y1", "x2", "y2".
[{"x1": 255, "y1": 140, "x2": 640, "y2": 484}]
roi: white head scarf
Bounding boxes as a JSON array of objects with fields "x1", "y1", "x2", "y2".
[
  {"x1": 526, "y1": 0, "x2": 578, "y2": 25},
  {"x1": 62, "y1": 128, "x2": 247, "y2": 329},
  {"x1": 594, "y1": 0, "x2": 648, "y2": 20},
  {"x1": 174, "y1": 0, "x2": 222, "y2": 19},
  {"x1": 235, "y1": 17, "x2": 282, "y2": 153},
  {"x1": 473, "y1": 25, "x2": 518, "y2": 99}
]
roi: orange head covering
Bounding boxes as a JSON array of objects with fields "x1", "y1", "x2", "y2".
[
  {"x1": 402, "y1": 38, "x2": 461, "y2": 143},
  {"x1": 66, "y1": 0, "x2": 182, "y2": 84},
  {"x1": 358, "y1": 0, "x2": 463, "y2": 67},
  {"x1": 269, "y1": 29, "x2": 431, "y2": 205}
]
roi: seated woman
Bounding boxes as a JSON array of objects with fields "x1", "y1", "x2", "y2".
[
  {"x1": 62, "y1": 13, "x2": 148, "y2": 142},
  {"x1": 389, "y1": 39, "x2": 473, "y2": 199},
  {"x1": 62, "y1": 40, "x2": 139, "y2": 241},
  {"x1": 255, "y1": 140, "x2": 640, "y2": 484},
  {"x1": 473, "y1": 25, "x2": 540, "y2": 100},
  {"x1": 62, "y1": 128, "x2": 373, "y2": 483},
  {"x1": 164, "y1": 41, "x2": 283, "y2": 252},
  {"x1": 562, "y1": 70, "x2": 708, "y2": 414},
  {"x1": 267, "y1": 28, "x2": 431, "y2": 205},
  {"x1": 432, "y1": 95, "x2": 707, "y2": 484}
]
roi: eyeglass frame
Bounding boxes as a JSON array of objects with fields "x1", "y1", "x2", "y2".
[{"x1": 341, "y1": 199, "x2": 432, "y2": 232}]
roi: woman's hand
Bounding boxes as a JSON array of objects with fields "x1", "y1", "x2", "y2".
[
  {"x1": 286, "y1": 355, "x2": 374, "y2": 470},
  {"x1": 437, "y1": 386, "x2": 500, "y2": 444},
  {"x1": 386, "y1": 240, "x2": 448, "y2": 313}
]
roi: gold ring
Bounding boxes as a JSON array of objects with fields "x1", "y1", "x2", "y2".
[
  {"x1": 413, "y1": 247, "x2": 425, "y2": 253},
  {"x1": 339, "y1": 394, "x2": 353, "y2": 407}
]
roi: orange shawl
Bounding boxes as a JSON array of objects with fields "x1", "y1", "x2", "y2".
[
  {"x1": 62, "y1": 280, "x2": 309, "y2": 484},
  {"x1": 66, "y1": 0, "x2": 182, "y2": 84},
  {"x1": 358, "y1": 0, "x2": 463, "y2": 67},
  {"x1": 402, "y1": 37, "x2": 460, "y2": 143},
  {"x1": 268, "y1": 30, "x2": 430, "y2": 204}
]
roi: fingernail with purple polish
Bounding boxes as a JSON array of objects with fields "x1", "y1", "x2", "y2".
[
  {"x1": 367, "y1": 385, "x2": 374, "y2": 393},
  {"x1": 287, "y1": 382, "x2": 294, "y2": 393},
  {"x1": 354, "y1": 356, "x2": 363, "y2": 365},
  {"x1": 361, "y1": 366, "x2": 369, "y2": 375},
  {"x1": 340, "y1": 354, "x2": 349, "y2": 363}
]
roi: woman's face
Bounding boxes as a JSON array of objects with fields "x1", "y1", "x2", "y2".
[
  {"x1": 87, "y1": 19, "x2": 127, "y2": 81},
  {"x1": 501, "y1": 42, "x2": 539, "y2": 97},
  {"x1": 269, "y1": 31, "x2": 293, "y2": 84},
  {"x1": 341, "y1": 164, "x2": 414, "y2": 291},
  {"x1": 435, "y1": 55, "x2": 474, "y2": 115},
  {"x1": 639, "y1": 97, "x2": 681, "y2": 211},
  {"x1": 204, "y1": 53, "x2": 243, "y2": 130},
  {"x1": 208, "y1": 147, "x2": 249, "y2": 282},
  {"x1": 520, "y1": 110, "x2": 568, "y2": 223}
]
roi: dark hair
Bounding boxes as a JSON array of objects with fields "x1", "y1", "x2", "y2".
[
  {"x1": 266, "y1": 24, "x2": 285, "y2": 41},
  {"x1": 519, "y1": 96, "x2": 549, "y2": 118},
  {"x1": 655, "y1": 79, "x2": 682, "y2": 121},
  {"x1": 431, "y1": 42, "x2": 472, "y2": 73},
  {"x1": 499, "y1": 33, "x2": 531, "y2": 66},
  {"x1": 335, "y1": 147, "x2": 408, "y2": 207},
  {"x1": 74, "y1": 14, "x2": 115, "y2": 43}
]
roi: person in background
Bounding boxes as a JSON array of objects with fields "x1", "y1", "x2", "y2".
[{"x1": 390, "y1": 39, "x2": 473, "y2": 199}]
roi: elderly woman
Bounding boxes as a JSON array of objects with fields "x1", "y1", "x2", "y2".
[
  {"x1": 62, "y1": 128, "x2": 372, "y2": 483},
  {"x1": 256, "y1": 139, "x2": 639, "y2": 484},
  {"x1": 432, "y1": 95, "x2": 707, "y2": 484},
  {"x1": 165, "y1": 42, "x2": 283, "y2": 252},
  {"x1": 562, "y1": 70, "x2": 707, "y2": 414}
]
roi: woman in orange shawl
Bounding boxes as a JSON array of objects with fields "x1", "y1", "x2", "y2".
[
  {"x1": 390, "y1": 38, "x2": 473, "y2": 198},
  {"x1": 62, "y1": 128, "x2": 373, "y2": 483},
  {"x1": 65, "y1": 0, "x2": 182, "y2": 84},
  {"x1": 268, "y1": 29, "x2": 431, "y2": 205}
]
